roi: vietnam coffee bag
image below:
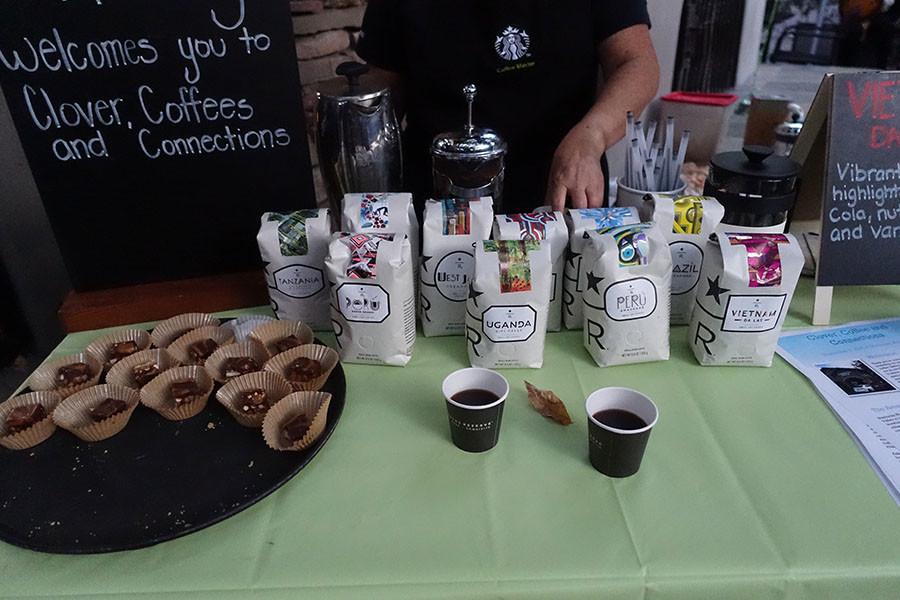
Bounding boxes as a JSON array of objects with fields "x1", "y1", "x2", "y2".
[
  {"x1": 420, "y1": 197, "x2": 494, "y2": 337},
  {"x1": 466, "y1": 240, "x2": 552, "y2": 369},
  {"x1": 650, "y1": 195, "x2": 725, "y2": 325},
  {"x1": 341, "y1": 192, "x2": 420, "y2": 262},
  {"x1": 688, "y1": 233, "x2": 803, "y2": 367},
  {"x1": 257, "y1": 209, "x2": 332, "y2": 330},
  {"x1": 563, "y1": 207, "x2": 640, "y2": 330},
  {"x1": 582, "y1": 223, "x2": 672, "y2": 366},
  {"x1": 325, "y1": 233, "x2": 416, "y2": 366},
  {"x1": 493, "y1": 211, "x2": 568, "y2": 332}
]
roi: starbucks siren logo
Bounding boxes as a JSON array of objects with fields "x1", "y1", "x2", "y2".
[{"x1": 495, "y1": 26, "x2": 530, "y2": 61}]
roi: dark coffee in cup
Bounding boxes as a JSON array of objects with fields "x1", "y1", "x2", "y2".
[
  {"x1": 451, "y1": 389, "x2": 500, "y2": 406},
  {"x1": 442, "y1": 369, "x2": 509, "y2": 453},
  {"x1": 592, "y1": 409, "x2": 647, "y2": 431},
  {"x1": 585, "y1": 388, "x2": 658, "y2": 477}
]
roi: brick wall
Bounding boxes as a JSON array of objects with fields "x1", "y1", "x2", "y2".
[{"x1": 292, "y1": 0, "x2": 368, "y2": 207}]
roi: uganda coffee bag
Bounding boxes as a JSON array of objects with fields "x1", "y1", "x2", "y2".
[
  {"x1": 325, "y1": 233, "x2": 416, "y2": 366},
  {"x1": 689, "y1": 233, "x2": 803, "y2": 367},
  {"x1": 257, "y1": 209, "x2": 332, "y2": 330},
  {"x1": 650, "y1": 195, "x2": 725, "y2": 324},
  {"x1": 466, "y1": 240, "x2": 552, "y2": 369},
  {"x1": 420, "y1": 197, "x2": 494, "y2": 337},
  {"x1": 493, "y1": 211, "x2": 567, "y2": 332},
  {"x1": 563, "y1": 207, "x2": 640, "y2": 330},
  {"x1": 341, "y1": 192, "x2": 420, "y2": 262},
  {"x1": 582, "y1": 223, "x2": 672, "y2": 366}
]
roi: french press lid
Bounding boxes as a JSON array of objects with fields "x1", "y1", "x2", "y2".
[
  {"x1": 710, "y1": 145, "x2": 800, "y2": 181},
  {"x1": 316, "y1": 61, "x2": 392, "y2": 103},
  {"x1": 705, "y1": 145, "x2": 801, "y2": 217},
  {"x1": 432, "y1": 85, "x2": 508, "y2": 160}
]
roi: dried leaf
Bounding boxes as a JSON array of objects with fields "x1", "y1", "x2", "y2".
[{"x1": 524, "y1": 381, "x2": 572, "y2": 426}]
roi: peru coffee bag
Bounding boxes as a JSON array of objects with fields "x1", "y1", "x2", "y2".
[
  {"x1": 257, "y1": 209, "x2": 332, "y2": 330},
  {"x1": 466, "y1": 240, "x2": 552, "y2": 369},
  {"x1": 420, "y1": 197, "x2": 494, "y2": 337},
  {"x1": 582, "y1": 223, "x2": 672, "y2": 366},
  {"x1": 563, "y1": 207, "x2": 640, "y2": 330},
  {"x1": 341, "y1": 192, "x2": 420, "y2": 262},
  {"x1": 493, "y1": 211, "x2": 567, "y2": 332},
  {"x1": 325, "y1": 233, "x2": 416, "y2": 366},
  {"x1": 689, "y1": 233, "x2": 803, "y2": 367},
  {"x1": 650, "y1": 195, "x2": 725, "y2": 324}
]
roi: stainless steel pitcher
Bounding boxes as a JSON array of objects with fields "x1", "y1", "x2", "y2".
[{"x1": 315, "y1": 62, "x2": 402, "y2": 222}]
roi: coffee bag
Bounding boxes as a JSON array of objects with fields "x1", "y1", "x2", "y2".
[
  {"x1": 688, "y1": 233, "x2": 803, "y2": 367},
  {"x1": 649, "y1": 195, "x2": 725, "y2": 324},
  {"x1": 257, "y1": 209, "x2": 332, "y2": 330},
  {"x1": 466, "y1": 240, "x2": 552, "y2": 369},
  {"x1": 420, "y1": 197, "x2": 494, "y2": 337},
  {"x1": 582, "y1": 223, "x2": 672, "y2": 366},
  {"x1": 563, "y1": 207, "x2": 640, "y2": 330},
  {"x1": 325, "y1": 233, "x2": 416, "y2": 366},
  {"x1": 341, "y1": 192, "x2": 420, "y2": 262},
  {"x1": 493, "y1": 211, "x2": 568, "y2": 331}
]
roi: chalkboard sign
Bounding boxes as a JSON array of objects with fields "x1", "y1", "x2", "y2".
[
  {"x1": 0, "y1": 0, "x2": 314, "y2": 290},
  {"x1": 794, "y1": 72, "x2": 900, "y2": 288}
]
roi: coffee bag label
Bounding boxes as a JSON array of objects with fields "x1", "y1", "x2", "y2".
[
  {"x1": 482, "y1": 306, "x2": 537, "y2": 342},
  {"x1": 336, "y1": 283, "x2": 390, "y2": 323},
  {"x1": 258, "y1": 209, "x2": 332, "y2": 330},
  {"x1": 722, "y1": 295, "x2": 787, "y2": 332},
  {"x1": 342, "y1": 192, "x2": 420, "y2": 263},
  {"x1": 435, "y1": 251, "x2": 474, "y2": 301},
  {"x1": 670, "y1": 241, "x2": 704, "y2": 295},
  {"x1": 604, "y1": 278, "x2": 658, "y2": 321}
]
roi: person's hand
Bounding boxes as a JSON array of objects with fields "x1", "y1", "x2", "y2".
[{"x1": 546, "y1": 123, "x2": 607, "y2": 210}]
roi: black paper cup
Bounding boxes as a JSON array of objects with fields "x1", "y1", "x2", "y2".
[
  {"x1": 442, "y1": 368, "x2": 509, "y2": 453},
  {"x1": 585, "y1": 387, "x2": 659, "y2": 477}
]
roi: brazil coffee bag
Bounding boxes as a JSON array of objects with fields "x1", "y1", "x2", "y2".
[
  {"x1": 466, "y1": 240, "x2": 552, "y2": 369},
  {"x1": 420, "y1": 197, "x2": 494, "y2": 337},
  {"x1": 563, "y1": 207, "x2": 640, "y2": 330},
  {"x1": 257, "y1": 209, "x2": 332, "y2": 330},
  {"x1": 493, "y1": 211, "x2": 567, "y2": 332},
  {"x1": 650, "y1": 195, "x2": 725, "y2": 324},
  {"x1": 582, "y1": 223, "x2": 672, "y2": 366},
  {"x1": 689, "y1": 233, "x2": 803, "y2": 367},
  {"x1": 325, "y1": 233, "x2": 416, "y2": 366}
]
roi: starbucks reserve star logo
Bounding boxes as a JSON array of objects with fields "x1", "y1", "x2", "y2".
[{"x1": 495, "y1": 26, "x2": 530, "y2": 61}]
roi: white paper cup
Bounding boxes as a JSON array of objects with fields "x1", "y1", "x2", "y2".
[
  {"x1": 585, "y1": 387, "x2": 659, "y2": 477},
  {"x1": 441, "y1": 368, "x2": 509, "y2": 453},
  {"x1": 616, "y1": 182, "x2": 687, "y2": 221}
]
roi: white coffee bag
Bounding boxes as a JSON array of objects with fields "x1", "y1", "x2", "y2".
[
  {"x1": 582, "y1": 223, "x2": 672, "y2": 366},
  {"x1": 341, "y1": 192, "x2": 420, "y2": 262},
  {"x1": 466, "y1": 240, "x2": 552, "y2": 369},
  {"x1": 563, "y1": 207, "x2": 640, "y2": 330},
  {"x1": 325, "y1": 233, "x2": 416, "y2": 366},
  {"x1": 688, "y1": 233, "x2": 803, "y2": 367},
  {"x1": 649, "y1": 195, "x2": 725, "y2": 325},
  {"x1": 493, "y1": 211, "x2": 567, "y2": 332},
  {"x1": 420, "y1": 197, "x2": 494, "y2": 337},
  {"x1": 257, "y1": 209, "x2": 332, "y2": 330}
]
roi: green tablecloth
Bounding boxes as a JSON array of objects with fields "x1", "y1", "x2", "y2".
[{"x1": 2, "y1": 279, "x2": 900, "y2": 599}]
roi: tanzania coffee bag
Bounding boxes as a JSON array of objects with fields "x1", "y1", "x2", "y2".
[
  {"x1": 341, "y1": 192, "x2": 420, "y2": 262},
  {"x1": 650, "y1": 195, "x2": 725, "y2": 324},
  {"x1": 582, "y1": 223, "x2": 672, "y2": 366},
  {"x1": 420, "y1": 197, "x2": 494, "y2": 337},
  {"x1": 257, "y1": 209, "x2": 332, "y2": 330},
  {"x1": 689, "y1": 233, "x2": 803, "y2": 367},
  {"x1": 466, "y1": 240, "x2": 552, "y2": 369},
  {"x1": 563, "y1": 207, "x2": 640, "y2": 330},
  {"x1": 325, "y1": 233, "x2": 416, "y2": 366},
  {"x1": 493, "y1": 211, "x2": 568, "y2": 332}
]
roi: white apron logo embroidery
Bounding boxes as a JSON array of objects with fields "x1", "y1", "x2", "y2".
[{"x1": 495, "y1": 26, "x2": 530, "y2": 61}]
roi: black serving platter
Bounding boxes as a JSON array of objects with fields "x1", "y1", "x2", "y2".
[{"x1": 0, "y1": 336, "x2": 345, "y2": 555}]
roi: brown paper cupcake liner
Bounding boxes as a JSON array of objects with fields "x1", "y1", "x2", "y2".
[
  {"x1": 150, "y1": 313, "x2": 220, "y2": 348},
  {"x1": 263, "y1": 344, "x2": 339, "y2": 392},
  {"x1": 249, "y1": 320, "x2": 314, "y2": 358},
  {"x1": 0, "y1": 391, "x2": 62, "y2": 450},
  {"x1": 28, "y1": 352, "x2": 102, "y2": 399},
  {"x1": 85, "y1": 329, "x2": 151, "y2": 372},
  {"x1": 204, "y1": 340, "x2": 269, "y2": 384},
  {"x1": 216, "y1": 371, "x2": 293, "y2": 428},
  {"x1": 223, "y1": 315, "x2": 276, "y2": 343},
  {"x1": 167, "y1": 326, "x2": 235, "y2": 366},
  {"x1": 52, "y1": 384, "x2": 140, "y2": 442},
  {"x1": 105, "y1": 348, "x2": 179, "y2": 389},
  {"x1": 262, "y1": 391, "x2": 332, "y2": 451},
  {"x1": 140, "y1": 366, "x2": 214, "y2": 421}
]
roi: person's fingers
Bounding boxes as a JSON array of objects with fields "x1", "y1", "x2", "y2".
[
  {"x1": 547, "y1": 182, "x2": 568, "y2": 211},
  {"x1": 570, "y1": 188, "x2": 588, "y2": 209},
  {"x1": 586, "y1": 186, "x2": 603, "y2": 208}
]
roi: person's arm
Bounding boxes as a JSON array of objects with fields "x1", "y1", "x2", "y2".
[{"x1": 546, "y1": 25, "x2": 659, "y2": 210}]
